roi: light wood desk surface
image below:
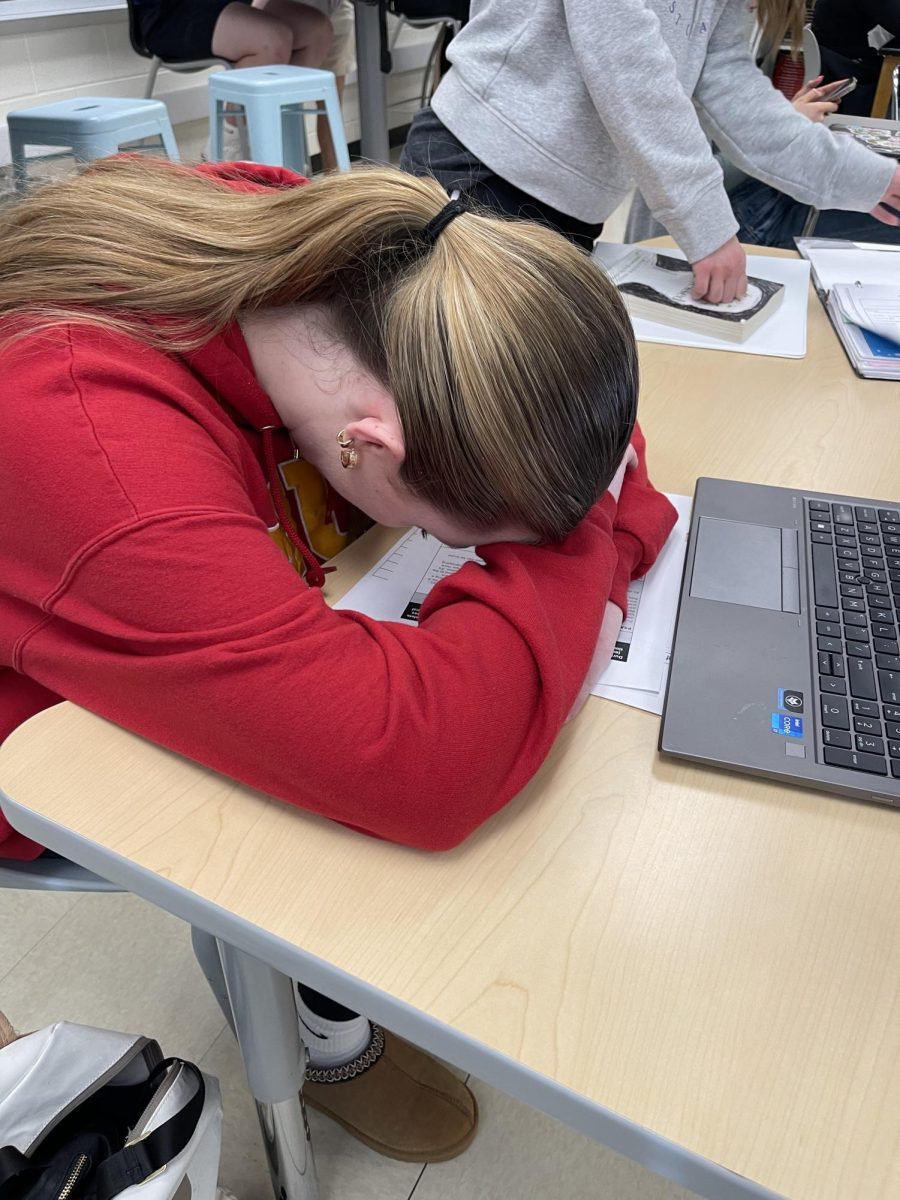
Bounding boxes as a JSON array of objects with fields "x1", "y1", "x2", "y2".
[{"x1": 1, "y1": 249, "x2": 899, "y2": 1200}]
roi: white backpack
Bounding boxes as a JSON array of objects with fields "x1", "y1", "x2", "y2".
[{"x1": 0, "y1": 1022, "x2": 222, "y2": 1200}]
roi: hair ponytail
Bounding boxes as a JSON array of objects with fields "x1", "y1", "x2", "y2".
[{"x1": 0, "y1": 158, "x2": 637, "y2": 542}]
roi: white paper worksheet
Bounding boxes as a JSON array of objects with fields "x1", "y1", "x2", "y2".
[{"x1": 334, "y1": 530, "x2": 482, "y2": 624}]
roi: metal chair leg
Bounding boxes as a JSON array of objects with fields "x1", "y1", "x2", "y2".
[
  {"x1": 800, "y1": 206, "x2": 820, "y2": 238},
  {"x1": 144, "y1": 57, "x2": 161, "y2": 100}
]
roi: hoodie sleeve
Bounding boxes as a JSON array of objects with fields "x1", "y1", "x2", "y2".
[
  {"x1": 561, "y1": 0, "x2": 740, "y2": 263},
  {"x1": 608, "y1": 423, "x2": 678, "y2": 613},
  {"x1": 693, "y1": 1, "x2": 895, "y2": 215},
  {"x1": 18, "y1": 497, "x2": 621, "y2": 853}
]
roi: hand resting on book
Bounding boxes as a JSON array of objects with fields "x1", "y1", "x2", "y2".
[{"x1": 690, "y1": 236, "x2": 748, "y2": 304}]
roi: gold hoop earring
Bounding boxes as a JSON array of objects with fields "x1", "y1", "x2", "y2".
[{"x1": 337, "y1": 428, "x2": 359, "y2": 470}]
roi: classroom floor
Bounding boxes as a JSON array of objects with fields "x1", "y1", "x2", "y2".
[{"x1": 1, "y1": 887, "x2": 698, "y2": 1200}]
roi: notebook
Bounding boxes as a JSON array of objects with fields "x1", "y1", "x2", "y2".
[{"x1": 795, "y1": 237, "x2": 900, "y2": 380}]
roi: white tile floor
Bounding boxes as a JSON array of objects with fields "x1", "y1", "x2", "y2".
[{"x1": 0, "y1": 888, "x2": 699, "y2": 1200}]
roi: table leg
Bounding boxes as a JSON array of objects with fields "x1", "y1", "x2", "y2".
[
  {"x1": 870, "y1": 55, "x2": 900, "y2": 118},
  {"x1": 354, "y1": 2, "x2": 390, "y2": 162},
  {"x1": 192, "y1": 929, "x2": 319, "y2": 1200}
]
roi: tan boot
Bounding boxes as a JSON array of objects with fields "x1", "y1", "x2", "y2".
[
  {"x1": 0, "y1": 1011, "x2": 17, "y2": 1050},
  {"x1": 303, "y1": 1027, "x2": 477, "y2": 1162}
]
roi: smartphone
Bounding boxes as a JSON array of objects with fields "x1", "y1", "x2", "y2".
[{"x1": 826, "y1": 77, "x2": 857, "y2": 101}]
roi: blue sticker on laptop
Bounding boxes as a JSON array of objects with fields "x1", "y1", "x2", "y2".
[{"x1": 771, "y1": 713, "x2": 803, "y2": 738}]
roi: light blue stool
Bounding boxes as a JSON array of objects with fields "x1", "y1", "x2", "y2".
[
  {"x1": 7, "y1": 96, "x2": 179, "y2": 193},
  {"x1": 208, "y1": 65, "x2": 349, "y2": 173}
]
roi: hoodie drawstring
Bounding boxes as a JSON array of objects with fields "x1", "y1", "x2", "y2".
[{"x1": 260, "y1": 427, "x2": 329, "y2": 589}]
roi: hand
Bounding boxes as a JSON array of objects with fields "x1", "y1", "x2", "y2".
[
  {"x1": 691, "y1": 236, "x2": 748, "y2": 303},
  {"x1": 565, "y1": 600, "x2": 625, "y2": 723},
  {"x1": 607, "y1": 442, "x2": 639, "y2": 503},
  {"x1": 791, "y1": 76, "x2": 841, "y2": 123},
  {"x1": 871, "y1": 165, "x2": 900, "y2": 225}
]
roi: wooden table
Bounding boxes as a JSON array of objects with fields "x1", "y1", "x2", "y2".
[{"x1": 1, "y1": 248, "x2": 898, "y2": 1200}]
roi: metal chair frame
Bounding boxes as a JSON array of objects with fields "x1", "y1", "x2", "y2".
[{"x1": 124, "y1": 0, "x2": 233, "y2": 100}]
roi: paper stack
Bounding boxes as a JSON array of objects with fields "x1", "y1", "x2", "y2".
[
  {"x1": 827, "y1": 284, "x2": 900, "y2": 380},
  {"x1": 795, "y1": 238, "x2": 900, "y2": 380}
]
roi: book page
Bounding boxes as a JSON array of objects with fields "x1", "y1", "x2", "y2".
[{"x1": 831, "y1": 284, "x2": 900, "y2": 347}]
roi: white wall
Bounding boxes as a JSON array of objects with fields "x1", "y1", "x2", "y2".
[{"x1": 0, "y1": 4, "x2": 436, "y2": 167}]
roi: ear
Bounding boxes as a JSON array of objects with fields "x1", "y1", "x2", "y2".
[{"x1": 341, "y1": 414, "x2": 405, "y2": 465}]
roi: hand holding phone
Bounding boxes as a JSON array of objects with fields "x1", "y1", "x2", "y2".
[{"x1": 824, "y1": 77, "x2": 857, "y2": 102}]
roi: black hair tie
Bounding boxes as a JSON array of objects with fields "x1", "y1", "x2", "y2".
[{"x1": 420, "y1": 190, "x2": 467, "y2": 246}]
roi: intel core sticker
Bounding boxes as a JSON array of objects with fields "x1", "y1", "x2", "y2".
[{"x1": 771, "y1": 713, "x2": 803, "y2": 738}]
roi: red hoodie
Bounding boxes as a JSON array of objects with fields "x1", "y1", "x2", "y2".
[{"x1": 0, "y1": 162, "x2": 676, "y2": 858}]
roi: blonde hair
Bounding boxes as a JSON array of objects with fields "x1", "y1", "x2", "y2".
[
  {"x1": 0, "y1": 158, "x2": 638, "y2": 541},
  {"x1": 756, "y1": 0, "x2": 804, "y2": 56}
]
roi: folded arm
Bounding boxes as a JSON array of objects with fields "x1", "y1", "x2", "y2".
[{"x1": 17, "y1": 495, "x2": 622, "y2": 851}]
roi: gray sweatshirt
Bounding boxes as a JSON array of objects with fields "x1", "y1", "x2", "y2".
[{"x1": 432, "y1": 0, "x2": 896, "y2": 262}]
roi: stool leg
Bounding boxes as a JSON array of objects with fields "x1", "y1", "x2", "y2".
[
  {"x1": 70, "y1": 135, "x2": 127, "y2": 163},
  {"x1": 208, "y1": 97, "x2": 227, "y2": 162},
  {"x1": 10, "y1": 135, "x2": 29, "y2": 193},
  {"x1": 216, "y1": 939, "x2": 319, "y2": 1200},
  {"x1": 282, "y1": 105, "x2": 309, "y2": 175},
  {"x1": 320, "y1": 83, "x2": 350, "y2": 172},
  {"x1": 158, "y1": 124, "x2": 180, "y2": 161},
  {"x1": 244, "y1": 99, "x2": 286, "y2": 167}
]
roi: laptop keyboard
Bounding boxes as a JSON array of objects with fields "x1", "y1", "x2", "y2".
[{"x1": 808, "y1": 499, "x2": 900, "y2": 779}]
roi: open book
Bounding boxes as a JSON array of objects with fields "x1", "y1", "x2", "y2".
[
  {"x1": 601, "y1": 247, "x2": 785, "y2": 343},
  {"x1": 831, "y1": 124, "x2": 900, "y2": 157}
]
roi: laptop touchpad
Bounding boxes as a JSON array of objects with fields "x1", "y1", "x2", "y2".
[{"x1": 690, "y1": 516, "x2": 793, "y2": 611}]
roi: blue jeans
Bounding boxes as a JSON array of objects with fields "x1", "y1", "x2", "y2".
[{"x1": 731, "y1": 176, "x2": 900, "y2": 249}]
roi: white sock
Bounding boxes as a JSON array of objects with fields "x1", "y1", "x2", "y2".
[{"x1": 294, "y1": 991, "x2": 372, "y2": 1068}]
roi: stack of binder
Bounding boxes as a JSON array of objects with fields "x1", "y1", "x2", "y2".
[{"x1": 795, "y1": 237, "x2": 900, "y2": 380}]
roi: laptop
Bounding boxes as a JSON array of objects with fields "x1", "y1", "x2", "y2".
[{"x1": 660, "y1": 478, "x2": 900, "y2": 807}]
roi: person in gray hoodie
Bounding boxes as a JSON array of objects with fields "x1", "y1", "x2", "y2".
[{"x1": 401, "y1": 0, "x2": 900, "y2": 303}]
